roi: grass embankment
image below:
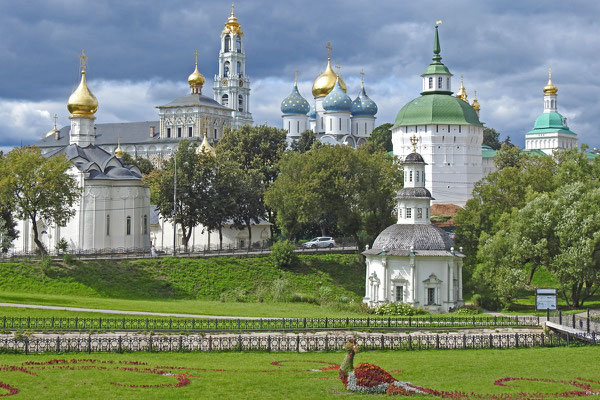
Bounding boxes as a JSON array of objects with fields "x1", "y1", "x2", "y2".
[
  {"x1": 0, "y1": 254, "x2": 367, "y2": 318},
  {"x1": 0, "y1": 347, "x2": 597, "y2": 399}
]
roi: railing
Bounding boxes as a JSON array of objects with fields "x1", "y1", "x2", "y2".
[
  {"x1": 0, "y1": 331, "x2": 592, "y2": 354},
  {"x1": 0, "y1": 314, "x2": 540, "y2": 332},
  {"x1": 546, "y1": 310, "x2": 600, "y2": 334}
]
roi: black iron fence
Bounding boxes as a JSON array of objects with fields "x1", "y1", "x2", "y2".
[
  {"x1": 546, "y1": 310, "x2": 600, "y2": 334},
  {"x1": 1, "y1": 331, "x2": 594, "y2": 355},
  {"x1": 0, "y1": 314, "x2": 540, "y2": 332}
]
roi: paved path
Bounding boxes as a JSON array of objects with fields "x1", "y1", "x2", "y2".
[{"x1": 0, "y1": 302, "x2": 262, "y2": 320}]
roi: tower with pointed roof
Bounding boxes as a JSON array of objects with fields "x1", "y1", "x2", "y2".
[
  {"x1": 68, "y1": 50, "x2": 99, "y2": 146},
  {"x1": 281, "y1": 71, "x2": 310, "y2": 140},
  {"x1": 525, "y1": 69, "x2": 578, "y2": 154},
  {"x1": 213, "y1": 4, "x2": 253, "y2": 128},
  {"x1": 391, "y1": 24, "x2": 483, "y2": 207}
]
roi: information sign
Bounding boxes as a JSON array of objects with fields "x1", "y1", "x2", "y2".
[{"x1": 536, "y1": 288, "x2": 557, "y2": 310}]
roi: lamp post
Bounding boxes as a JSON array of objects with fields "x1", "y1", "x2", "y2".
[{"x1": 172, "y1": 150, "x2": 177, "y2": 256}]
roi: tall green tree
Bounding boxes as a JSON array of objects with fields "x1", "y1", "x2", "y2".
[
  {"x1": 291, "y1": 130, "x2": 317, "y2": 153},
  {"x1": 368, "y1": 123, "x2": 393, "y2": 152},
  {"x1": 0, "y1": 206, "x2": 17, "y2": 253},
  {"x1": 0, "y1": 147, "x2": 80, "y2": 254},
  {"x1": 120, "y1": 152, "x2": 155, "y2": 175}
]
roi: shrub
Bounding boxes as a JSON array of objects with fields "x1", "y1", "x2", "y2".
[
  {"x1": 40, "y1": 255, "x2": 53, "y2": 274},
  {"x1": 270, "y1": 240, "x2": 297, "y2": 268},
  {"x1": 55, "y1": 238, "x2": 68, "y2": 254},
  {"x1": 472, "y1": 294, "x2": 483, "y2": 307},
  {"x1": 270, "y1": 278, "x2": 291, "y2": 302},
  {"x1": 219, "y1": 288, "x2": 247, "y2": 302},
  {"x1": 318, "y1": 286, "x2": 334, "y2": 304},
  {"x1": 373, "y1": 302, "x2": 429, "y2": 316},
  {"x1": 290, "y1": 293, "x2": 319, "y2": 304},
  {"x1": 452, "y1": 305, "x2": 481, "y2": 315},
  {"x1": 62, "y1": 253, "x2": 76, "y2": 266}
]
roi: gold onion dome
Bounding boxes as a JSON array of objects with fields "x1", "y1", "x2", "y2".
[
  {"x1": 471, "y1": 95, "x2": 480, "y2": 111},
  {"x1": 198, "y1": 131, "x2": 216, "y2": 157},
  {"x1": 312, "y1": 58, "x2": 346, "y2": 98},
  {"x1": 188, "y1": 64, "x2": 205, "y2": 87},
  {"x1": 223, "y1": 4, "x2": 243, "y2": 35},
  {"x1": 543, "y1": 68, "x2": 558, "y2": 95},
  {"x1": 67, "y1": 69, "x2": 98, "y2": 118},
  {"x1": 456, "y1": 76, "x2": 468, "y2": 101},
  {"x1": 115, "y1": 135, "x2": 123, "y2": 158}
]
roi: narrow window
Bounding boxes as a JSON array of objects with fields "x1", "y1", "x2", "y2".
[
  {"x1": 166, "y1": 128, "x2": 171, "y2": 138},
  {"x1": 177, "y1": 127, "x2": 182, "y2": 138},
  {"x1": 447, "y1": 77, "x2": 450, "y2": 89},
  {"x1": 222, "y1": 94, "x2": 229, "y2": 107},
  {"x1": 106, "y1": 215, "x2": 110, "y2": 236},
  {"x1": 297, "y1": 121, "x2": 300, "y2": 132},
  {"x1": 438, "y1": 77, "x2": 442, "y2": 89},
  {"x1": 143, "y1": 215, "x2": 148, "y2": 235},
  {"x1": 224, "y1": 61, "x2": 230, "y2": 77},
  {"x1": 237, "y1": 61, "x2": 241, "y2": 74},
  {"x1": 214, "y1": 128, "x2": 218, "y2": 139},
  {"x1": 427, "y1": 288, "x2": 435, "y2": 305},
  {"x1": 364, "y1": 122, "x2": 367, "y2": 133},
  {"x1": 426, "y1": 207, "x2": 429, "y2": 219},
  {"x1": 428, "y1": 77, "x2": 433, "y2": 89},
  {"x1": 126, "y1": 216, "x2": 131, "y2": 236},
  {"x1": 417, "y1": 208, "x2": 423, "y2": 219},
  {"x1": 288, "y1": 121, "x2": 291, "y2": 132},
  {"x1": 236, "y1": 37, "x2": 241, "y2": 53},
  {"x1": 188, "y1": 127, "x2": 193, "y2": 137},
  {"x1": 396, "y1": 286, "x2": 404, "y2": 302},
  {"x1": 459, "y1": 126, "x2": 461, "y2": 133},
  {"x1": 436, "y1": 124, "x2": 439, "y2": 133},
  {"x1": 416, "y1": 171, "x2": 419, "y2": 182},
  {"x1": 409, "y1": 170, "x2": 413, "y2": 182},
  {"x1": 339, "y1": 118, "x2": 341, "y2": 130},
  {"x1": 321, "y1": 117, "x2": 323, "y2": 129},
  {"x1": 406, "y1": 208, "x2": 412, "y2": 218},
  {"x1": 224, "y1": 35, "x2": 231, "y2": 52},
  {"x1": 329, "y1": 118, "x2": 332, "y2": 131},
  {"x1": 238, "y1": 95, "x2": 243, "y2": 112}
]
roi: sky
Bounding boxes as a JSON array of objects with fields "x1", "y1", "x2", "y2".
[{"x1": 0, "y1": 0, "x2": 598, "y2": 152}]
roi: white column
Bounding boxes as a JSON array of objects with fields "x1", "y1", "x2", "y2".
[{"x1": 458, "y1": 263, "x2": 463, "y2": 301}]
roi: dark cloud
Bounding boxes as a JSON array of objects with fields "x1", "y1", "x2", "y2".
[{"x1": 0, "y1": 0, "x2": 599, "y2": 149}]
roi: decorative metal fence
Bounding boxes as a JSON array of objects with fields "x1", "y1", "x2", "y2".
[
  {"x1": 547, "y1": 310, "x2": 600, "y2": 334},
  {"x1": 0, "y1": 314, "x2": 541, "y2": 332},
  {"x1": 1, "y1": 331, "x2": 594, "y2": 355}
]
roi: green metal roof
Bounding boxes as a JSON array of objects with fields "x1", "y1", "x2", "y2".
[
  {"x1": 520, "y1": 149, "x2": 547, "y2": 157},
  {"x1": 421, "y1": 64, "x2": 452, "y2": 76},
  {"x1": 526, "y1": 111, "x2": 577, "y2": 136},
  {"x1": 586, "y1": 151, "x2": 599, "y2": 160},
  {"x1": 421, "y1": 25, "x2": 452, "y2": 77},
  {"x1": 481, "y1": 145, "x2": 496, "y2": 158},
  {"x1": 393, "y1": 94, "x2": 483, "y2": 127}
]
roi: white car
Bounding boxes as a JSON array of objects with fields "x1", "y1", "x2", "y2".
[{"x1": 303, "y1": 237, "x2": 336, "y2": 249}]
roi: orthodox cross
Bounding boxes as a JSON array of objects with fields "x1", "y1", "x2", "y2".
[
  {"x1": 410, "y1": 135, "x2": 419, "y2": 152},
  {"x1": 334, "y1": 64, "x2": 341, "y2": 74},
  {"x1": 193, "y1": 50, "x2": 199, "y2": 66},
  {"x1": 548, "y1": 67, "x2": 552, "y2": 80},
  {"x1": 79, "y1": 49, "x2": 88, "y2": 72},
  {"x1": 52, "y1": 114, "x2": 58, "y2": 129},
  {"x1": 360, "y1": 69, "x2": 365, "y2": 86},
  {"x1": 293, "y1": 69, "x2": 298, "y2": 85},
  {"x1": 326, "y1": 41, "x2": 332, "y2": 59},
  {"x1": 436, "y1": 20, "x2": 443, "y2": 25},
  {"x1": 230, "y1": 3, "x2": 235, "y2": 16}
]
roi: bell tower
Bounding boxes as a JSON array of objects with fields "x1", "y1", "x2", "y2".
[{"x1": 213, "y1": 4, "x2": 253, "y2": 128}]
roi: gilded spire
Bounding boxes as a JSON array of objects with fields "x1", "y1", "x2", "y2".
[
  {"x1": 115, "y1": 134, "x2": 123, "y2": 158},
  {"x1": 197, "y1": 118, "x2": 216, "y2": 157},
  {"x1": 471, "y1": 90, "x2": 480, "y2": 111},
  {"x1": 67, "y1": 49, "x2": 98, "y2": 119},
  {"x1": 456, "y1": 75, "x2": 468, "y2": 101},
  {"x1": 543, "y1": 67, "x2": 558, "y2": 95},
  {"x1": 432, "y1": 22, "x2": 442, "y2": 64},
  {"x1": 223, "y1": 3, "x2": 243, "y2": 35}
]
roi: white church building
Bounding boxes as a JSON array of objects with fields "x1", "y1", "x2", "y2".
[{"x1": 363, "y1": 143, "x2": 464, "y2": 312}]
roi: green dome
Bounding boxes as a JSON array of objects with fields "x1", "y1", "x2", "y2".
[
  {"x1": 393, "y1": 94, "x2": 483, "y2": 127},
  {"x1": 527, "y1": 111, "x2": 576, "y2": 136}
]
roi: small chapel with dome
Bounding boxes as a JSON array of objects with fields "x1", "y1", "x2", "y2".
[
  {"x1": 363, "y1": 137, "x2": 464, "y2": 312},
  {"x1": 280, "y1": 44, "x2": 378, "y2": 147}
]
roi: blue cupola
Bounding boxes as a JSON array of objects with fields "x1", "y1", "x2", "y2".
[
  {"x1": 351, "y1": 85, "x2": 378, "y2": 116},
  {"x1": 281, "y1": 83, "x2": 310, "y2": 115},
  {"x1": 308, "y1": 104, "x2": 316, "y2": 120},
  {"x1": 322, "y1": 78, "x2": 352, "y2": 112}
]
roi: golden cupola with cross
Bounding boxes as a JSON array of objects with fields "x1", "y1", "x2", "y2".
[
  {"x1": 188, "y1": 51, "x2": 205, "y2": 94},
  {"x1": 67, "y1": 50, "x2": 98, "y2": 119},
  {"x1": 312, "y1": 42, "x2": 347, "y2": 98}
]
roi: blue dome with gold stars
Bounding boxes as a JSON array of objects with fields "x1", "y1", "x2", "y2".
[
  {"x1": 351, "y1": 86, "x2": 378, "y2": 116},
  {"x1": 281, "y1": 84, "x2": 310, "y2": 115},
  {"x1": 322, "y1": 79, "x2": 352, "y2": 112},
  {"x1": 308, "y1": 104, "x2": 316, "y2": 120}
]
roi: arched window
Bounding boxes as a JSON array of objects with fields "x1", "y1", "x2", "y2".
[
  {"x1": 447, "y1": 77, "x2": 450, "y2": 89},
  {"x1": 437, "y1": 77, "x2": 443, "y2": 89},
  {"x1": 126, "y1": 216, "x2": 131, "y2": 236},
  {"x1": 288, "y1": 121, "x2": 291, "y2": 132},
  {"x1": 428, "y1": 77, "x2": 433, "y2": 89},
  {"x1": 364, "y1": 122, "x2": 367, "y2": 134},
  {"x1": 409, "y1": 170, "x2": 413, "y2": 182},
  {"x1": 238, "y1": 95, "x2": 243, "y2": 111},
  {"x1": 177, "y1": 127, "x2": 182, "y2": 138},
  {"x1": 329, "y1": 118, "x2": 332, "y2": 131},
  {"x1": 224, "y1": 35, "x2": 231, "y2": 52},
  {"x1": 224, "y1": 61, "x2": 230, "y2": 77},
  {"x1": 237, "y1": 61, "x2": 242, "y2": 76},
  {"x1": 236, "y1": 37, "x2": 241, "y2": 53},
  {"x1": 166, "y1": 128, "x2": 171, "y2": 138},
  {"x1": 221, "y1": 94, "x2": 229, "y2": 107}
]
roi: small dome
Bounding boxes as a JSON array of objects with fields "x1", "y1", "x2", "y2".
[
  {"x1": 67, "y1": 70, "x2": 98, "y2": 118},
  {"x1": 471, "y1": 97, "x2": 480, "y2": 111},
  {"x1": 322, "y1": 79, "x2": 352, "y2": 112},
  {"x1": 456, "y1": 77, "x2": 468, "y2": 101},
  {"x1": 312, "y1": 58, "x2": 346, "y2": 98},
  {"x1": 281, "y1": 84, "x2": 310, "y2": 115},
  {"x1": 351, "y1": 86, "x2": 378, "y2": 116},
  {"x1": 543, "y1": 78, "x2": 557, "y2": 95},
  {"x1": 404, "y1": 152, "x2": 425, "y2": 163},
  {"x1": 308, "y1": 104, "x2": 316, "y2": 120},
  {"x1": 396, "y1": 187, "x2": 433, "y2": 199},
  {"x1": 370, "y1": 224, "x2": 454, "y2": 253},
  {"x1": 188, "y1": 65, "x2": 205, "y2": 88},
  {"x1": 197, "y1": 131, "x2": 216, "y2": 157}
]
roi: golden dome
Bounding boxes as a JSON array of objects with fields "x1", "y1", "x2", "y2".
[
  {"x1": 188, "y1": 65, "x2": 205, "y2": 88},
  {"x1": 471, "y1": 97, "x2": 480, "y2": 111},
  {"x1": 67, "y1": 70, "x2": 98, "y2": 118},
  {"x1": 312, "y1": 58, "x2": 347, "y2": 98},
  {"x1": 456, "y1": 76, "x2": 468, "y2": 101},
  {"x1": 222, "y1": 4, "x2": 243, "y2": 35},
  {"x1": 197, "y1": 131, "x2": 216, "y2": 157},
  {"x1": 543, "y1": 68, "x2": 557, "y2": 95},
  {"x1": 115, "y1": 135, "x2": 123, "y2": 158}
]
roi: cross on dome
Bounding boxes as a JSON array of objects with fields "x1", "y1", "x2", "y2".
[
  {"x1": 78, "y1": 49, "x2": 88, "y2": 73},
  {"x1": 326, "y1": 41, "x2": 332, "y2": 59},
  {"x1": 293, "y1": 69, "x2": 298, "y2": 85}
]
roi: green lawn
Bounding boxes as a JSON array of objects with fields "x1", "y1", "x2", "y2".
[
  {"x1": 0, "y1": 254, "x2": 368, "y2": 318},
  {"x1": 0, "y1": 347, "x2": 597, "y2": 399}
]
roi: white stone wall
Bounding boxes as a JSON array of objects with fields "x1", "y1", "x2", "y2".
[
  {"x1": 282, "y1": 115, "x2": 309, "y2": 137},
  {"x1": 351, "y1": 116, "x2": 375, "y2": 137},
  {"x1": 525, "y1": 132, "x2": 578, "y2": 155},
  {"x1": 392, "y1": 124, "x2": 483, "y2": 206}
]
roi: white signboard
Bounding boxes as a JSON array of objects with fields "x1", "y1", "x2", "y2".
[{"x1": 536, "y1": 288, "x2": 557, "y2": 310}]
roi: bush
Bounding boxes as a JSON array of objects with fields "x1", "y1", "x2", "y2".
[
  {"x1": 40, "y1": 255, "x2": 53, "y2": 274},
  {"x1": 318, "y1": 286, "x2": 334, "y2": 304},
  {"x1": 290, "y1": 293, "x2": 319, "y2": 304},
  {"x1": 219, "y1": 287, "x2": 247, "y2": 302},
  {"x1": 472, "y1": 294, "x2": 483, "y2": 307},
  {"x1": 55, "y1": 238, "x2": 69, "y2": 254},
  {"x1": 452, "y1": 305, "x2": 481, "y2": 315},
  {"x1": 270, "y1": 240, "x2": 297, "y2": 268},
  {"x1": 270, "y1": 278, "x2": 291, "y2": 302},
  {"x1": 62, "y1": 253, "x2": 76, "y2": 266},
  {"x1": 373, "y1": 302, "x2": 429, "y2": 316}
]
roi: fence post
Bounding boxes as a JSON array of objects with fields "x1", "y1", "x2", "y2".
[
  {"x1": 494, "y1": 315, "x2": 497, "y2": 325},
  {"x1": 51, "y1": 317, "x2": 55, "y2": 329},
  {"x1": 282, "y1": 318, "x2": 285, "y2": 330},
  {"x1": 408, "y1": 336, "x2": 412, "y2": 350},
  {"x1": 56, "y1": 336, "x2": 60, "y2": 353},
  {"x1": 515, "y1": 333, "x2": 519, "y2": 348},
  {"x1": 238, "y1": 335, "x2": 242, "y2": 352},
  {"x1": 297, "y1": 335, "x2": 300, "y2": 353},
  {"x1": 122, "y1": 318, "x2": 125, "y2": 330},
  {"x1": 566, "y1": 332, "x2": 570, "y2": 346},
  {"x1": 192, "y1": 319, "x2": 195, "y2": 330},
  {"x1": 409, "y1": 316, "x2": 412, "y2": 327},
  {"x1": 88, "y1": 335, "x2": 91, "y2": 354},
  {"x1": 146, "y1": 318, "x2": 149, "y2": 330},
  {"x1": 388, "y1": 317, "x2": 391, "y2": 328},
  {"x1": 208, "y1": 336, "x2": 212, "y2": 352},
  {"x1": 547, "y1": 308, "x2": 550, "y2": 322},
  {"x1": 27, "y1": 316, "x2": 30, "y2": 329},
  {"x1": 2, "y1": 316, "x2": 4, "y2": 329},
  {"x1": 169, "y1": 318, "x2": 173, "y2": 330},
  {"x1": 303, "y1": 318, "x2": 306, "y2": 329},
  {"x1": 592, "y1": 332, "x2": 596, "y2": 345},
  {"x1": 367, "y1": 317, "x2": 370, "y2": 327},
  {"x1": 436, "y1": 334, "x2": 440, "y2": 349},
  {"x1": 489, "y1": 334, "x2": 493, "y2": 349},
  {"x1": 179, "y1": 336, "x2": 183, "y2": 352},
  {"x1": 572, "y1": 314, "x2": 576, "y2": 329},
  {"x1": 99, "y1": 317, "x2": 101, "y2": 329},
  {"x1": 559, "y1": 311, "x2": 562, "y2": 325},
  {"x1": 118, "y1": 336, "x2": 122, "y2": 354},
  {"x1": 24, "y1": 338, "x2": 28, "y2": 355},
  {"x1": 381, "y1": 335, "x2": 385, "y2": 350},
  {"x1": 541, "y1": 333, "x2": 545, "y2": 347},
  {"x1": 325, "y1": 317, "x2": 328, "y2": 329},
  {"x1": 237, "y1": 319, "x2": 240, "y2": 330},
  {"x1": 587, "y1": 309, "x2": 590, "y2": 333},
  {"x1": 325, "y1": 335, "x2": 329, "y2": 352},
  {"x1": 462, "y1": 334, "x2": 466, "y2": 349},
  {"x1": 267, "y1": 335, "x2": 271, "y2": 352},
  {"x1": 149, "y1": 335, "x2": 153, "y2": 353},
  {"x1": 75, "y1": 317, "x2": 78, "y2": 329}
]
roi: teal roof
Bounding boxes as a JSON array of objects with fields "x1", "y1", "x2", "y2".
[
  {"x1": 322, "y1": 80, "x2": 352, "y2": 112},
  {"x1": 586, "y1": 151, "x2": 599, "y2": 160},
  {"x1": 393, "y1": 94, "x2": 483, "y2": 127},
  {"x1": 521, "y1": 149, "x2": 547, "y2": 157},
  {"x1": 526, "y1": 111, "x2": 577, "y2": 136},
  {"x1": 481, "y1": 145, "x2": 496, "y2": 158},
  {"x1": 351, "y1": 86, "x2": 378, "y2": 116},
  {"x1": 281, "y1": 84, "x2": 310, "y2": 115}
]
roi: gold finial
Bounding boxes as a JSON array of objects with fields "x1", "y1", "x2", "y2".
[
  {"x1": 115, "y1": 134, "x2": 123, "y2": 158},
  {"x1": 231, "y1": 3, "x2": 235, "y2": 16},
  {"x1": 456, "y1": 75, "x2": 468, "y2": 101},
  {"x1": 78, "y1": 49, "x2": 88, "y2": 73},
  {"x1": 436, "y1": 20, "x2": 443, "y2": 25},
  {"x1": 360, "y1": 69, "x2": 365, "y2": 88},
  {"x1": 409, "y1": 135, "x2": 419, "y2": 153},
  {"x1": 471, "y1": 90, "x2": 480, "y2": 111},
  {"x1": 293, "y1": 69, "x2": 298, "y2": 85},
  {"x1": 543, "y1": 67, "x2": 558, "y2": 95},
  {"x1": 326, "y1": 41, "x2": 332, "y2": 59},
  {"x1": 193, "y1": 50, "x2": 199, "y2": 66}
]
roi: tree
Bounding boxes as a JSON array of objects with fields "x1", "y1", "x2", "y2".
[
  {"x1": 0, "y1": 147, "x2": 80, "y2": 254},
  {"x1": 291, "y1": 130, "x2": 316, "y2": 153},
  {"x1": 482, "y1": 127, "x2": 502, "y2": 150},
  {"x1": 120, "y1": 152, "x2": 154, "y2": 175},
  {"x1": 368, "y1": 123, "x2": 393, "y2": 152},
  {"x1": 148, "y1": 141, "x2": 215, "y2": 252},
  {"x1": 0, "y1": 206, "x2": 17, "y2": 253}
]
